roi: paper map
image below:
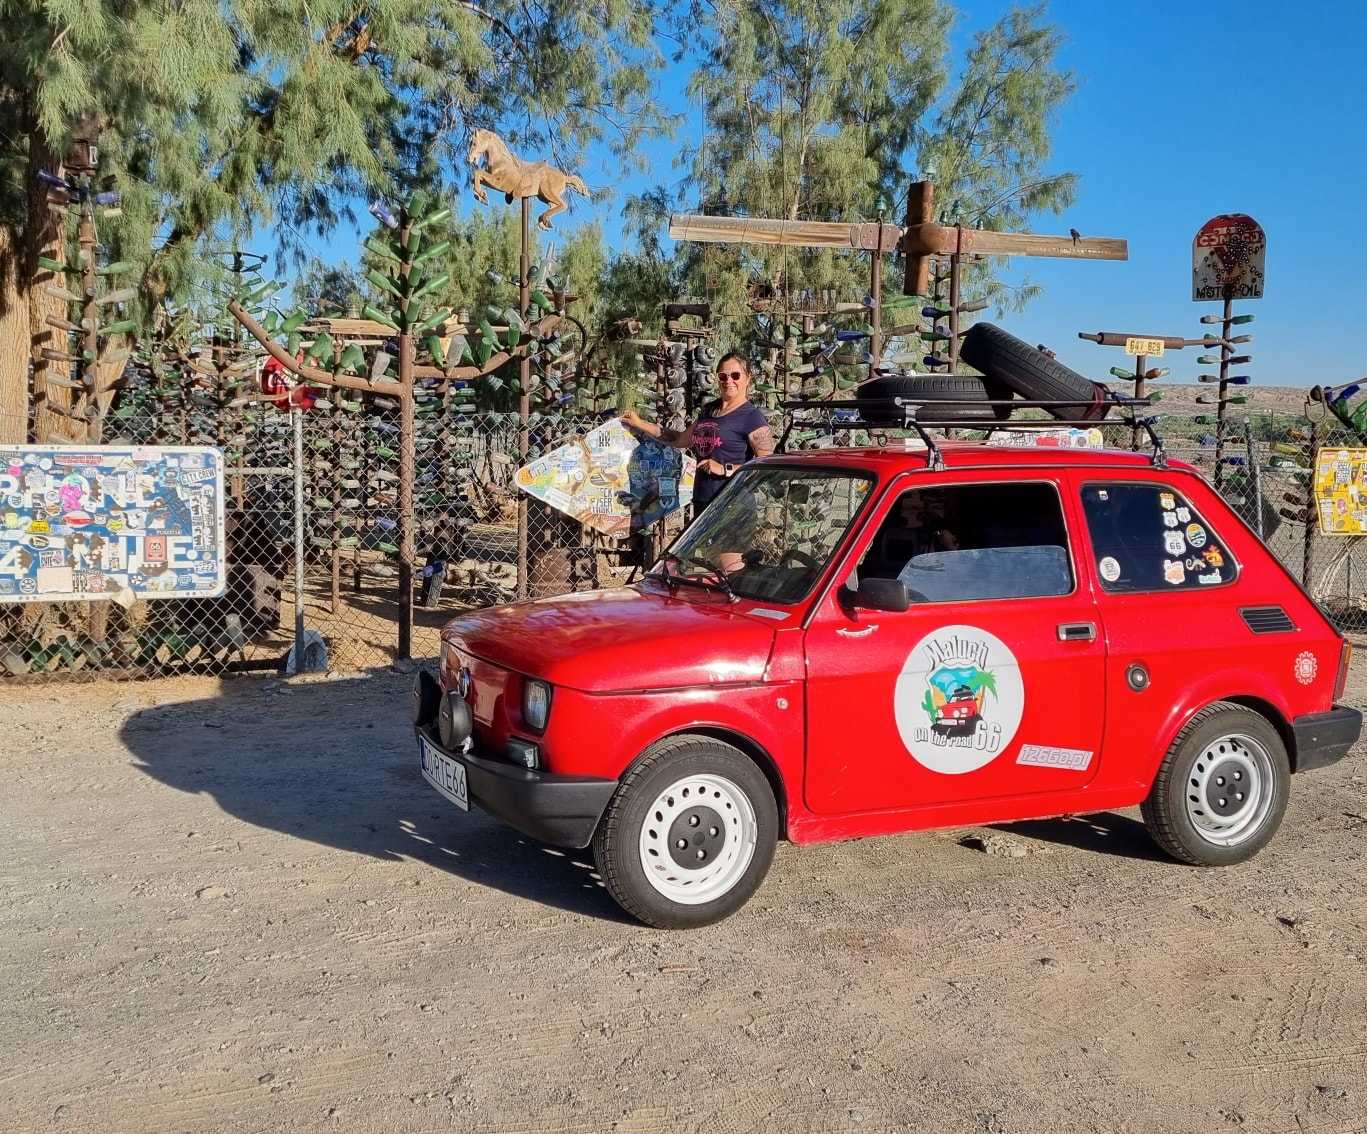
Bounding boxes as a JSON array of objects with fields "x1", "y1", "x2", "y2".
[
  {"x1": 0, "y1": 445, "x2": 226, "y2": 602},
  {"x1": 1313, "y1": 447, "x2": 1367, "y2": 536},
  {"x1": 515, "y1": 419, "x2": 695, "y2": 536}
]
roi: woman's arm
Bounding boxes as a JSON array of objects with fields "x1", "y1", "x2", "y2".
[
  {"x1": 621, "y1": 410, "x2": 694, "y2": 449},
  {"x1": 747, "y1": 424, "x2": 775, "y2": 459}
]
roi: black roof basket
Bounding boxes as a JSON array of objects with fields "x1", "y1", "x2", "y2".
[{"x1": 776, "y1": 391, "x2": 1165, "y2": 471}]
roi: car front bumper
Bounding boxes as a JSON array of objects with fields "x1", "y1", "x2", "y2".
[
  {"x1": 1291, "y1": 705, "x2": 1363, "y2": 772},
  {"x1": 414, "y1": 722, "x2": 617, "y2": 849}
]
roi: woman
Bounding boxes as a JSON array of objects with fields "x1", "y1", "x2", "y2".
[{"x1": 621, "y1": 352, "x2": 774, "y2": 510}]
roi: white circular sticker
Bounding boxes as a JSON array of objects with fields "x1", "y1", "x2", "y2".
[
  {"x1": 894, "y1": 625, "x2": 1026, "y2": 774},
  {"x1": 1294, "y1": 651, "x2": 1318, "y2": 685},
  {"x1": 1098, "y1": 556, "x2": 1121, "y2": 582}
]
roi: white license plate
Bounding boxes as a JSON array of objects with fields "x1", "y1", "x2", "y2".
[{"x1": 419, "y1": 735, "x2": 469, "y2": 810}]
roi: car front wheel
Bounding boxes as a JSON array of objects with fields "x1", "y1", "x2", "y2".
[
  {"x1": 1141, "y1": 702, "x2": 1290, "y2": 865},
  {"x1": 593, "y1": 736, "x2": 778, "y2": 928}
]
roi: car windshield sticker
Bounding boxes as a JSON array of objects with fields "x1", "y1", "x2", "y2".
[
  {"x1": 894, "y1": 625, "x2": 1025, "y2": 775},
  {"x1": 1162, "y1": 512, "x2": 1178, "y2": 528},
  {"x1": 1159, "y1": 492, "x2": 1176, "y2": 510},
  {"x1": 1016, "y1": 744, "x2": 1093, "y2": 772},
  {"x1": 1098, "y1": 556, "x2": 1121, "y2": 582},
  {"x1": 1185, "y1": 523, "x2": 1207, "y2": 549},
  {"x1": 1198, "y1": 570, "x2": 1220, "y2": 584},
  {"x1": 1203, "y1": 547, "x2": 1224, "y2": 567},
  {"x1": 1295, "y1": 651, "x2": 1318, "y2": 684},
  {"x1": 1175, "y1": 506, "x2": 1191, "y2": 523},
  {"x1": 1163, "y1": 531, "x2": 1186, "y2": 556},
  {"x1": 1163, "y1": 559, "x2": 1185, "y2": 584}
]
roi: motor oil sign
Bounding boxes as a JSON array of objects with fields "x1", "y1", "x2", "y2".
[
  {"x1": 1192, "y1": 213, "x2": 1266, "y2": 301},
  {"x1": 0, "y1": 445, "x2": 225, "y2": 603}
]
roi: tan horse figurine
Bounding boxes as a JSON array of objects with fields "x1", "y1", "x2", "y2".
[{"x1": 467, "y1": 129, "x2": 590, "y2": 231}]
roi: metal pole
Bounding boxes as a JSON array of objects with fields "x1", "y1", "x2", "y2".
[
  {"x1": 1302, "y1": 420, "x2": 1317, "y2": 590},
  {"x1": 869, "y1": 220, "x2": 883, "y2": 378},
  {"x1": 1245, "y1": 418, "x2": 1264, "y2": 540},
  {"x1": 516, "y1": 196, "x2": 531, "y2": 601},
  {"x1": 398, "y1": 334, "x2": 415, "y2": 659},
  {"x1": 1131, "y1": 354, "x2": 1147, "y2": 453},
  {"x1": 948, "y1": 244, "x2": 962, "y2": 374},
  {"x1": 292, "y1": 402, "x2": 306, "y2": 667},
  {"x1": 1214, "y1": 293, "x2": 1233, "y2": 491}
]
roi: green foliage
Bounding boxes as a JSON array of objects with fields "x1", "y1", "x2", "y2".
[{"x1": 1, "y1": 1, "x2": 671, "y2": 314}]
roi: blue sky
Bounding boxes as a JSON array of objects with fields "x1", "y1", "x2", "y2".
[{"x1": 275, "y1": 0, "x2": 1367, "y2": 387}]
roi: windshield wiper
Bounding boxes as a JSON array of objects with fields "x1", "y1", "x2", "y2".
[{"x1": 685, "y1": 556, "x2": 737, "y2": 601}]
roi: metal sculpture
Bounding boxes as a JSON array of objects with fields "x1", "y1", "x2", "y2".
[{"x1": 467, "y1": 129, "x2": 589, "y2": 230}]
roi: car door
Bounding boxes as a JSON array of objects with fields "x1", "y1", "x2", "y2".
[{"x1": 802, "y1": 470, "x2": 1107, "y2": 817}]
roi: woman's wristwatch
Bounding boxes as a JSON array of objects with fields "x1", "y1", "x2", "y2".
[{"x1": 723, "y1": 462, "x2": 736, "y2": 476}]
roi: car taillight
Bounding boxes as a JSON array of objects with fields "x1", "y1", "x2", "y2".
[{"x1": 1334, "y1": 640, "x2": 1352, "y2": 702}]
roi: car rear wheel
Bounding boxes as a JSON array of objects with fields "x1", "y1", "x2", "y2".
[
  {"x1": 1141, "y1": 702, "x2": 1290, "y2": 865},
  {"x1": 592, "y1": 736, "x2": 778, "y2": 928}
]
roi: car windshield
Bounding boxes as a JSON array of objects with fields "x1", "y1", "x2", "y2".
[{"x1": 649, "y1": 466, "x2": 874, "y2": 604}]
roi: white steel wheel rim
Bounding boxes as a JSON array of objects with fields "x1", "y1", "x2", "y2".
[
  {"x1": 638, "y1": 772, "x2": 758, "y2": 905},
  {"x1": 1185, "y1": 732, "x2": 1275, "y2": 847}
]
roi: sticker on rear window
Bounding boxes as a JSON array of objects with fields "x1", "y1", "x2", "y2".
[
  {"x1": 1098, "y1": 556, "x2": 1121, "y2": 582},
  {"x1": 894, "y1": 625, "x2": 1025, "y2": 775}
]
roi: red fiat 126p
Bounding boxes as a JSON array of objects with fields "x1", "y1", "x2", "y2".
[{"x1": 411, "y1": 441, "x2": 1361, "y2": 928}]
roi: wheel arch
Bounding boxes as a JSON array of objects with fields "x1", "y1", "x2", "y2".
[
  {"x1": 1223, "y1": 694, "x2": 1298, "y2": 770},
  {"x1": 641, "y1": 726, "x2": 790, "y2": 839}
]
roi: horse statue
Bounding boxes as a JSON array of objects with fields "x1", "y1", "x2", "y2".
[{"x1": 467, "y1": 129, "x2": 590, "y2": 231}]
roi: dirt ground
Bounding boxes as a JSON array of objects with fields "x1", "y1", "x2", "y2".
[{"x1": 4, "y1": 666, "x2": 1367, "y2": 1134}]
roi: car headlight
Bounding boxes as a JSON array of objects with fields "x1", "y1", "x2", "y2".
[{"x1": 522, "y1": 679, "x2": 552, "y2": 733}]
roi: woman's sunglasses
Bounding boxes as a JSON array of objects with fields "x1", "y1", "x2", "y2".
[{"x1": 717, "y1": 371, "x2": 745, "y2": 382}]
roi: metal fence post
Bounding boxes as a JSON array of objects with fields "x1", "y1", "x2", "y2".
[{"x1": 292, "y1": 402, "x2": 306, "y2": 668}]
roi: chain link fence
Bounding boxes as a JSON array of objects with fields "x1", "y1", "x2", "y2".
[{"x1": 3, "y1": 393, "x2": 1367, "y2": 683}]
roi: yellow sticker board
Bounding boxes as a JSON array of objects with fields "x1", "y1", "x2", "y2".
[{"x1": 1313, "y1": 447, "x2": 1367, "y2": 535}]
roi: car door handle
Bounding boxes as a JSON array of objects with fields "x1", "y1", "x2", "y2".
[
  {"x1": 1057, "y1": 622, "x2": 1097, "y2": 642},
  {"x1": 837, "y1": 624, "x2": 879, "y2": 638}
]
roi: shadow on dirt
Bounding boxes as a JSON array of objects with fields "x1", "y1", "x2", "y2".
[
  {"x1": 119, "y1": 670, "x2": 629, "y2": 923},
  {"x1": 990, "y1": 811, "x2": 1168, "y2": 862}
]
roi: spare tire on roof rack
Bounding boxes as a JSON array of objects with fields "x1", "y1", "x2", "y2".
[
  {"x1": 853, "y1": 373, "x2": 1013, "y2": 426},
  {"x1": 960, "y1": 322, "x2": 1109, "y2": 421}
]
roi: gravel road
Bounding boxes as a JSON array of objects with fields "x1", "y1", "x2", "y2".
[{"x1": 3, "y1": 669, "x2": 1366, "y2": 1133}]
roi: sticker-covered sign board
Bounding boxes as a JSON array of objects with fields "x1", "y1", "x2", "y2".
[
  {"x1": 0, "y1": 445, "x2": 225, "y2": 602},
  {"x1": 1313, "y1": 446, "x2": 1367, "y2": 535},
  {"x1": 1192, "y1": 213, "x2": 1266, "y2": 301},
  {"x1": 515, "y1": 419, "x2": 695, "y2": 536}
]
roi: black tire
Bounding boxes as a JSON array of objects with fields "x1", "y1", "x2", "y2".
[
  {"x1": 1141, "y1": 702, "x2": 1290, "y2": 866},
  {"x1": 959, "y1": 322, "x2": 1108, "y2": 421},
  {"x1": 854, "y1": 373, "x2": 1012, "y2": 426},
  {"x1": 593, "y1": 735, "x2": 779, "y2": 929}
]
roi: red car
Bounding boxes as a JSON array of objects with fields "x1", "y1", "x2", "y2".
[{"x1": 411, "y1": 442, "x2": 1360, "y2": 928}]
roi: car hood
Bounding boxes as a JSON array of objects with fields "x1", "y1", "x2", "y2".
[{"x1": 442, "y1": 585, "x2": 780, "y2": 693}]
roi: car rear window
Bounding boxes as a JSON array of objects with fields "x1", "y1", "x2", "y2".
[{"x1": 1080, "y1": 482, "x2": 1236, "y2": 591}]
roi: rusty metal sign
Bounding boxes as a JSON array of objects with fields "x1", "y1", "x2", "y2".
[
  {"x1": 1193, "y1": 214, "x2": 1266, "y2": 302},
  {"x1": 1124, "y1": 337, "x2": 1165, "y2": 357}
]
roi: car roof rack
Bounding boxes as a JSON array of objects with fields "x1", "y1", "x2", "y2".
[{"x1": 776, "y1": 391, "x2": 1165, "y2": 471}]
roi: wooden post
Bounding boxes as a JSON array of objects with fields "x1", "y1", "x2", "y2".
[
  {"x1": 516, "y1": 196, "x2": 531, "y2": 601},
  {"x1": 869, "y1": 220, "x2": 883, "y2": 377},
  {"x1": 1131, "y1": 354, "x2": 1148, "y2": 452},
  {"x1": 397, "y1": 332, "x2": 415, "y2": 660},
  {"x1": 903, "y1": 181, "x2": 935, "y2": 296}
]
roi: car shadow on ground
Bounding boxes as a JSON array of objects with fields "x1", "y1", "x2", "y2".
[
  {"x1": 119, "y1": 672, "x2": 631, "y2": 923},
  {"x1": 989, "y1": 811, "x2": 1169, "y2": 862}
]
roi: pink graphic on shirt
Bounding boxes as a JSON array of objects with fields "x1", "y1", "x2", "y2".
[{"x1": 691, "y1": 420, "x2": 722, "y2": 459}]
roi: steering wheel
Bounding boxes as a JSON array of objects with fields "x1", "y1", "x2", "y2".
[{"x1": 779, "y1": 548, "x2": 820, "y2": 570}]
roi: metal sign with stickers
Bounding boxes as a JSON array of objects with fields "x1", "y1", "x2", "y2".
[
  {"x1": 515, "y1": 418, "x2": 695, "y2": 536},
  {"x1": 1192, "y1": 213, "x2": 1266, "y2": 302},
  {"x1": 0, "y1": 445, "x2": 225, "y2": 603},
  {"x1": 1312, "y1": 447, "x2": 1367, "y2": 535}
]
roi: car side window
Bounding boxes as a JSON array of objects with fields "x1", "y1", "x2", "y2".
[
  {"x1": 858, "y1": 482, "x2": 1073, "y2": 602},
  {"x1": 1080, "y1": 482, "x2": 1236, "y2": 591}
]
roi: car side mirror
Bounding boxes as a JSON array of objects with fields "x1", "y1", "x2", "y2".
[{"x1": 848, "y1": 577, "x2": 910, "y2": 613}]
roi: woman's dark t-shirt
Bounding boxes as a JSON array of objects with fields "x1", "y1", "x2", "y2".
[{"x1": 690, "y1": 399, "x2": 769, "y2": 507}]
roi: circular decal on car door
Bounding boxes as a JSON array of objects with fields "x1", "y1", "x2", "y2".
[{"x1": 893, "y1": 625, "x2": 1026, "y2": 774}]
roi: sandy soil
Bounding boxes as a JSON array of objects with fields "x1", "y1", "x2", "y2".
[{"x1": 3, "y1": 668, "x2": 1366, "y2": 1134}]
